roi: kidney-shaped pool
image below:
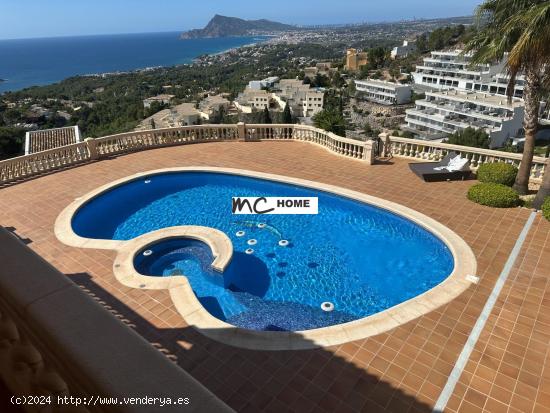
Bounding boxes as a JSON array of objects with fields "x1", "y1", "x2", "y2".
[{"x1": 69, "y1": 170, "x2": 460, "y2": 332}]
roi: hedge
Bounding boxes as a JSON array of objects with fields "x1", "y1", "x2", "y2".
[
  {"x1": 542, "y1": 197, "x2": 550, "y2": 221},
  {"x1": 467, "y1": 183, "x2": 520, "y2": 208},
  {"x1": 476, "y1": 163, "x2": 518, "y2": 187}
]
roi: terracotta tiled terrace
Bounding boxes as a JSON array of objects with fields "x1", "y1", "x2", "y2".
[{"x1": 1, "y1": 140, "x2": 549, "y2": 412}]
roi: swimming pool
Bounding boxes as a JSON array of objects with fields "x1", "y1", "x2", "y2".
[{"x1": 71, "y1": 170, "x2": 456, "y2": 332}]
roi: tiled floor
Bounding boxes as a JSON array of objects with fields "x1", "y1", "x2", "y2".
[
  {"x1": 447, "y1": 216, "x2": 550, "y2": 413},
  {"x1": 0, "y1": 141, "x2": 548, "y2": 412}
]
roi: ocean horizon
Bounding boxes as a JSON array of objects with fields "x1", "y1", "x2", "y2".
[{"x1": 0, "y1": 32, "x2": 267, "y2": 93}]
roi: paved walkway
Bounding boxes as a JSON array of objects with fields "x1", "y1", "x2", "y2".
[{"x1": 0, "y1": 141, "x2": 548, "y2": 412}]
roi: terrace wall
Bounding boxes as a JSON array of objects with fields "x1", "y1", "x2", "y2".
[{"x1": 0, "y1": 124, "x2": 546, "y2": 187}]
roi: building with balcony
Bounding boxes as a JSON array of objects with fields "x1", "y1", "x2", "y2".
[
  {"x1": 234, "y1": 89, "x2": 274, "y2": 113},
  {"x1": 404, "y1": 90, "x2": 524, "y2": 148},
  {"x1": 412, "y1": 50, "x2": 524, "y2": 98},
  {"x1": 236, "y1": 79, "x2": 324, "y2": 118},
  {"x1": 345, "y1": 48, "x2": 368, "y2": 72},
  {"x1": 24, "y1": 126, "x2": 81, "y2": 155},
  {"x1": 391, "y1": 40, "x2": 417, "y2": 59},
  {"x1": 136, "y1": 103, "x2": 202, "y2": 130},
  {"x1": 247, "y1": 76, "x2": 280, "y2": 90},
  {"x1": 198, "y1": 94, "x2": 232, "y2": 119},
  {"x1": 355, "y1": 79, "x2": 412, "y2": 105},
  {"x1": 274, "y1": 79, "x2": 324, "y2": 117},
  {"x1": 142, "y1": 94, "x2": 175, "y2": 109},
  {"x1": 304, "y1": 62, "x2": 337, "y2": 79}
]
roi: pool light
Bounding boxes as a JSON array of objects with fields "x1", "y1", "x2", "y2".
[{"x1": 321, "y1": 302, "x2": 335, "y2": 312}]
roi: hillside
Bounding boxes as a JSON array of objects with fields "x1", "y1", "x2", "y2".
[{"x1": 181, "y1": 14, "x2": 296, "y2": 39}]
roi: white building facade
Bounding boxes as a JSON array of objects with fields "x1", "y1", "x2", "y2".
[
  {"x1": 355, "y1": 79, "x2": 412, "y2": 105},
  {"x1": 404, "y1": 90, "x2": 524, "y2": 148},
  {"x1": 236, "y1": 79, "x2": 325, "y2": 118},
  {"x1": 412, "y1": 50, "x2": 524, "y2": 98},
  {"x1": 391, "y1": 40, "x2": 416, "y2": 59}
]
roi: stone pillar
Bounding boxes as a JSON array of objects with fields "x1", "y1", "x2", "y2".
[
  {"x1": 379, "y1": 132, "x2": 391, "y2": 158},
  {"x1": 85, "y1": 138, "x2": 98, "y2": 160},
  {"x1": 237, "y1": 122, "x2": 246, "y2": 141},
  {"x1": 363, "y1": 140, "x2": 375, "y2": 165}
]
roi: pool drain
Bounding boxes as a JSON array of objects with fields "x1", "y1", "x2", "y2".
[
  {"x1": 236, "y1": 231, "x2": 246, "y2": 237},
  {"x1": 245, "y1": 248, "x2": 254, "y2": 255},
  {"x1": 278, "y1": 240, "x2": 289, "y2": 247},
  {"x1": 143, "y1": 249, "x2": 153, "y2": 257},
  {"x1": 321, "y1": 302, "x2": 335, "y2": 312},
  {"x1": 247, "y1": 239, "x2": 257, "y2": 246}
]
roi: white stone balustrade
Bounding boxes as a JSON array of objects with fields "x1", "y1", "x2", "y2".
[
  {"x1": 381, "y1": 134, "x2": 547, "y2": 182},
  {"x1": 0, "y1": 124, "x2": 546, "y2": 185}
]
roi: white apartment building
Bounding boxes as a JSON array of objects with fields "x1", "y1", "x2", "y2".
[
  {"x1": 404, "y1": 90, "x2": 524, "y2": 148},
  {"x1": 274, "y1": 79, "x2": 324, "y2": 117},
  {"x1": 391, "y1": 40, "x2": 416, "y2": 59},
  {"x1": 235, "y1": 89, "x2": 273, "y2": 113},
  {"x1": 247, "y1": 77, "x2": 280, "y2": 90},
  {"x1": 412, "y1": 50, "x2": 524, "y2": 98},
  {"x1": 236, "y1": 79, "x2": 324, "y2": 118},
  {"x1": 355, "y1": 79, "x2": 412, "y2": 105}
]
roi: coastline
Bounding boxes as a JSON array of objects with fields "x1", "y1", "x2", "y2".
[
  {"x1": 0, "y1": 34, "x2": 271, "y2": 93},
  {"x1": 193, "y1": 35, "x2": 276, "y2": 61}
]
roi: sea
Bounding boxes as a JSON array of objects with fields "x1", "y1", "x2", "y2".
[{"x1": 0, "y1": 32, "x2": 268, "y2": 93}]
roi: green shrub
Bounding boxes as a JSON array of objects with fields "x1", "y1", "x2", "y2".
[
  {"x1": 467, "y1": 183, "x2": 520, "y2": 208},
  {"x1": 542, "y1": 197, "x2": 550, "y2": 221},
  {"x1": 476, "y1": 163, "x2": 518, "y2": 186}
]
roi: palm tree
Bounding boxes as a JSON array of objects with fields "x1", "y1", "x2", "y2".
[{"x1": 463, "y1": 0, "x2": 550, "y2": 202}]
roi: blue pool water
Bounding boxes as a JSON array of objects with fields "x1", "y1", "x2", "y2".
[{"x1": 72, "y1": 172, "x2": 454, "y2": 331}]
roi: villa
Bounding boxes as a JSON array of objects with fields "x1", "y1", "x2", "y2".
[
  {"x1": 199, "y1": 94, "x2": 232, "y2": 120},
  {"x1": 304, "y1": 62, "x2": 337, "y2": 79},
  {"x1": 0, "y1": 122, "x2": 548, "y2": 413},
  {"x1": 235, "y1": 89, "x2": 273, "y2": 112},
  {"x1": 142, "y1": 94, "x2": 176, "y2": 109},
  {"x1": 136, "y1": 103, "x2": 202, "y2": 130},
  {"x1": 236, "y1": 79, "x2": 325, "y2": 118}
]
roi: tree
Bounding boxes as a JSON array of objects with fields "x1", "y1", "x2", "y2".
[
  {"x1": 0, "y1": 127, "x2": 25, "y2": 158},
  {"x1": 209, "y1": 106, "x2": 227, "y2": 124},
  {"x1": 464, "y1": 0, "x2": 550, "y2": 205},
  {"x1": 330, "y1": 72, "x2": 345, "y2": 89},
  {"x1": 282, "y1": 103, "x2": 292, "y2": 124},
  {"x1": 447, "y1": 127, "x2": 490, "y2": 148},
  {"x1": 313, "y1": 109, "x2": 345, "y2": 136},
  {"x1": 261, "y1": 107, "x2": 272, "y2": 124},
  {"x1": 312, "y1": 73, "x2": 330, "y2": 88},
  {"x1": 366, "y1": 47, "x2": 388, "y2": 70}
]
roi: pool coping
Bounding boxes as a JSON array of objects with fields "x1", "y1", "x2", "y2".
[{"x1": 55, "y1": 166, "x2": 477, "y2": 350}]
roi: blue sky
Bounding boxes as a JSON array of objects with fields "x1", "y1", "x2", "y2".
[{"x1": 0, "y1": 0, "x2": 483, "y2": 40}]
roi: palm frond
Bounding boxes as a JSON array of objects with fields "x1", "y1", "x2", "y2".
[{"x1": 465, "y1": 0, "x2": 550, "y2": 103}]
